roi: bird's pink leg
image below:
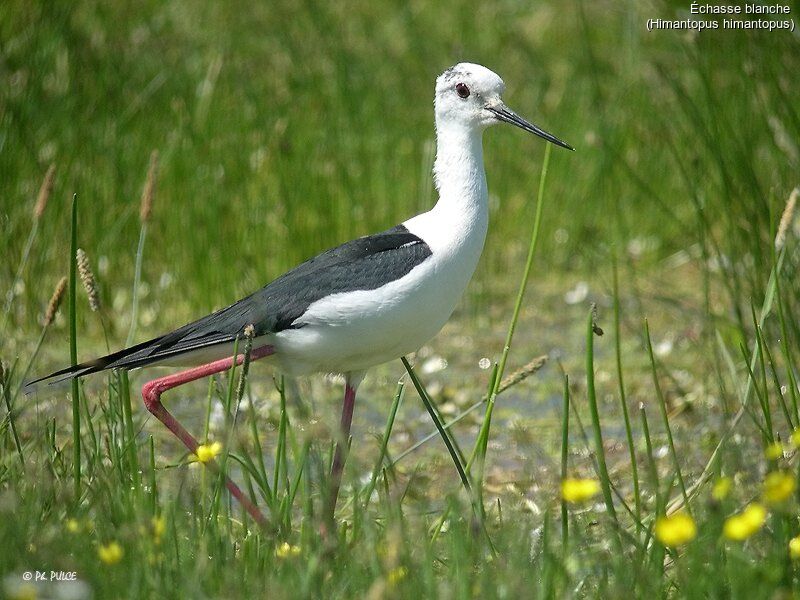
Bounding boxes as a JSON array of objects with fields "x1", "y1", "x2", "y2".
[
  {"x1": 141, "y1": 345, "x2": 275, "y2": 528},
  {"x1": 325, "y1": 381, "x2": 358, "y2": 524}
]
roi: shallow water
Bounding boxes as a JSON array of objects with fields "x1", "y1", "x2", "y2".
[{"x1": 126, "y1": 279, "x2": 722, "y2": 512}]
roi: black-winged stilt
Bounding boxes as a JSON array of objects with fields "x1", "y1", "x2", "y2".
[{"x1": 27, "y1": 63, "x2": 572, "y2": 528}]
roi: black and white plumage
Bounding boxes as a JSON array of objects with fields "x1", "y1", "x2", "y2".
[
  {"x1": 28, "y1": 63, "x2": 574, "y2": 393},
  {"x1": 26, "y1": 224, "x2": 432, "y2": 388},
  {"x1": 28, "y1": 63, "x2": 572, "y2": 390}
]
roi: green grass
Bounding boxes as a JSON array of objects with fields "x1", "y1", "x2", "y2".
[{"x1": 2, "y1": 0, "x2": 800, "y2": 597}]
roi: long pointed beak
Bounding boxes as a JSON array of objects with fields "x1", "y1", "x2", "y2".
[{"x1": 486, "y1": 104, "x2": 574, "y2": 151}]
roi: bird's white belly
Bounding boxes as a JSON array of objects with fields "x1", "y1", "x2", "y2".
[{"x1": 269, "y1": 248, "x2": 477, "y2": 376}]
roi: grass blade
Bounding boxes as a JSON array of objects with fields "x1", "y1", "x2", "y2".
[
  {"x1": 585, "y1": 306, "x2": 618, "y2": 529},
  {"x1": 612, "y1": 252, "x2": 641, "y2": 527},
  {"x1": 401, "y1": 356, "x2": 469, "y2": 493},
  {"x1": 69, "y1": 193, "x2": 81, "y2": 503},
  {"x1": 560, "y1": 373, "x2": 570, "y2": 550},
  {"x1": 644, "y1": 319, "x2": 689, "y2": 513},
  {"x1": 362, "y1": 380, "x2": 404, "y2": 508}
]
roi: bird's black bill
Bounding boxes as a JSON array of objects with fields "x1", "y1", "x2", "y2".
[{"x1": 486, "y1": 106, "x2": 574, "y2": 151}]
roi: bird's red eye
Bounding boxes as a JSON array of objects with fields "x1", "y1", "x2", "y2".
[{"x1": 455, "y1": 83, "x2": 470, "y2": 99}]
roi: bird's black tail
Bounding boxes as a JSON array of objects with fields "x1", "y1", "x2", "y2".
[
  {"x1": 24, "y1": 287, "x2": 274, "y2": 393},
  {"x1": 22, "y1": 335, "x2": 169, "y2": 393}
]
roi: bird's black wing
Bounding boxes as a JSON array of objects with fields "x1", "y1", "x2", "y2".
[{"x1": 25, "y1": 224, "x2": 432, "y2": 389}]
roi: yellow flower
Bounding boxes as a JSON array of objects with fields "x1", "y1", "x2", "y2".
[
  {"x1": 275, "y1": 541, "x2": 301, "y2": 559},
  {"x1": 7, "y1": 582, "x2": 37, "y2": 600},
  {"x1": 65, "y1": 518, "x2": 80, "y2": 533},
  {"x1": 763, "y1": 471, "x2": 796, "y2": 504},
  {"x1": 765, "y1": 441, "x2": 784, "y2": 460},
  {"x1": 790, "y1": 535, "x2": 800, "y2": 560},
  {"x1": 152, "y1": 515, "x2": 166, "y2": 541},
  {"x1": 791, "y1": 429, "x2": 800, "y2": 448},
  {"x1": 711, "y1": 477, "x2": 732, "y2": 501},
  {"x1": 195, "y1": 441, "x2": 222, "y2": 463},
  {"x1": 654, "y1": 512, "x2": 697, "y2": 547},
  {"x1": 723, "y1": 503, "x2": 767, "y2": 541},
  {"x1": 387, "y1": 566, "x2": 408, "y2": 586},
  {"x1": 98, "y1": 541, "x2": 124, "y2": 565},
  {"x1": 561, "y1": 478, "x2": 601, "y2": 503}
]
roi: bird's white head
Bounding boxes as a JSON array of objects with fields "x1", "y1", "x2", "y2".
[{"x1": 434, "y1": 62, "x2": 573, "y2": 150}]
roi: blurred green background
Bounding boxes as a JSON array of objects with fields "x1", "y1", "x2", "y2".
[
  {"x1": 2, "y1": 2, "x2": 800, "y2": 596},
  {"x1": 1, "y1": 0, "x2": 798, "y2": 356}
]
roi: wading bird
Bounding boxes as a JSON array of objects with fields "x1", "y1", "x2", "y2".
[{"x1": 27, "y1": 63, "x2": 572, "y2": 528}]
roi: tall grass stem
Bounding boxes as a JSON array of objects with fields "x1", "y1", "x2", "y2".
[
  {"x1": 644, "y1": 320, "x2": 689, "y2": 513},
  {"x1": 584, "y1": 307, "x2": 618, "y2": 530},
  {"x1": 560, "y1": 373, "x2": 570, "y2": 550},
  {"x1": 125, "y1": 225, "x2": 148, "y2": 347},
  {"x1": 69, "y1": 194, "x2": 81, "y2": 503},
  {"x1": 612, "y1": 253, "x2": 641, "y2": 527}
]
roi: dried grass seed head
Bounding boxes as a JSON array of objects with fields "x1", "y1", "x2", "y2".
[
  {"x1": 140, "y1": 150, "x2": 159, "y2": 223},
  {"x1": 76, "y1": 248, "x2": 101, "y2": 312},
  {"x1": 34, "y1": 164, "x2": 56, "y2": 220},
  {"x1": 44, "y1": 276, "x2": 68, "y2": 326},
  {"x1": 775, "y1": 187, "x2": 798, "y2": 251}
]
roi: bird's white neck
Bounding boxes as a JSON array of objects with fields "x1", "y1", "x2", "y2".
[
  {"x1": 405, "y1": 122, "x2": 489, "y2": 258},
  {"x1": 432, "y1": 123, "x2": 488, "y2": 230}
]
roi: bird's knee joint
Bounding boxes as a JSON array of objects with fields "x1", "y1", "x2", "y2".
[{"x1": 141, "y1": 381, "x2": 162, "y2": 412}]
